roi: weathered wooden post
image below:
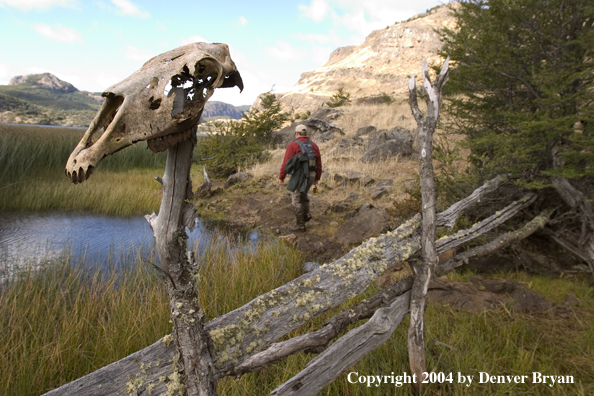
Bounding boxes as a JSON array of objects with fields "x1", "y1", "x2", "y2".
[
  {"x1": 64, "y1": 42, "x2": 243, "y2": 396},
  {"x1": 407, "y1": 57, "x2": 449, "y2": 393},
  {"x1": 145, "y1": 132, "x2": 218, "y2": 395}
]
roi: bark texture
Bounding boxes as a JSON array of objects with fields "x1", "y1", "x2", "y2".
[
  {"x1": 407, "y1": 58, "x2": 449, "y2": 393},
  {"x1": 145, "y1": 134, "x2": 217, "y2": 396}
]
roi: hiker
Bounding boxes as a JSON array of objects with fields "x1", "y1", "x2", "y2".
[{"x1": 278, "y1": 124, "x2": 322, "y2": 232}]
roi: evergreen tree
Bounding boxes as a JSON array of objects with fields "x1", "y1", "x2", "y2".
[{"x1": 440, "y1": 0, "x2": 594, "y2": 186}]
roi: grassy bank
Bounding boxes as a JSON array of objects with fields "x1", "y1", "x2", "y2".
[
  {"x1": 0, "y1": 235, "x2": 305, "y2": 396},
  {"x1": 2, "y1": 240, "x2": 593, "y2": 395},
  {"x1": 0, "y1": 124, "x2": 168, "y2": 215}
]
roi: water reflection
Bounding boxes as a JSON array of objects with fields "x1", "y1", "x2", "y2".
[{"x1": 0, "y1": 211, "x2": 258, "y2": 279}]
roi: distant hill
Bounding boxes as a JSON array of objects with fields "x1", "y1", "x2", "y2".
[
  {"x1": 202, "y1": 101, "x2": 251, "y2": 120},
  {"x1": 0, "y1": 73, "x2": 251, "y2": 126}
]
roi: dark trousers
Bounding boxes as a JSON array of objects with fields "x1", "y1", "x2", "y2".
[{"x1": 291, "y1": 171, "x2": 316, "y2": 217}]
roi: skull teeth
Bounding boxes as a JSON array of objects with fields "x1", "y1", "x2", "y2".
[{"x1": 68, "y1": 165, "x2": 94, "y2": 184}]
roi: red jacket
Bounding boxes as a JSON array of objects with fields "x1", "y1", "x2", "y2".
[{"x1": 279, "y1": 136, "x2": 322, "y2": 182}]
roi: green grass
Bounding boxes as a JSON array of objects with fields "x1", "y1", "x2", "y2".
[{"x1": 0, "y1": 124, "x2": 172, "y2": 215}]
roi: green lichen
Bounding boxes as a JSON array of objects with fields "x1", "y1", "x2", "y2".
[
  {"x1": 162, "y1": 334, "x2": 174, "y2": 347},
  {"x1": 125, "y1": 372, "x2": 147, "y2": 395}
]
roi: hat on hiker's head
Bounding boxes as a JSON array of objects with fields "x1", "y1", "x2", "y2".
[{"x1": 295, "y1": 125, "x2": 308, "y2": 136}]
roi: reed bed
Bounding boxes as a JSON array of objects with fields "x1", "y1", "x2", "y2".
[
  {"x1": 0, "y1": 124, "x2": 169, "y2": 215},
  {"x1": 0, "y1": 234, "x2": 305, "y2": 396}
]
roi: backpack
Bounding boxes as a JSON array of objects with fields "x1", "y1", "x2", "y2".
[{"x1": 294, "y1": 139, "x2": 316, "y2": 169}]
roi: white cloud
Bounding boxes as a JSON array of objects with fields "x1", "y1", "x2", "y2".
[
  {"x1": 299, "y1": 0, "x2": 329, "y2": 23},
  {"x1": 0, "y1": 0, "x2": 76, "y2": 11},
  {"x1": 263, "y1": 41, "x2": 307, "y2": 63},
  {"x1": 239, "y1": 16, "x2": 247, "y2": 26},
  {"x1": 122, "y1": 45, "x2": 155, "y2": 63},
  {"x1": 34, "y1": 24, "x2": 82, "y2": 43},
  {"x1": 310, "y1": 45, "x2": 333, "y2": 65},
  {"x1": 111, "y1": 0, "x2": 149, "y2": 18},
  {"x1": 300, "y1": 0, "x2": 446, "y2": 44},
  {"x1": 0, "y1": 63, "x2": 12, "y2": 85},
  {"x1": 180, "y1": 35, "x2": 210, "y2": 45}
]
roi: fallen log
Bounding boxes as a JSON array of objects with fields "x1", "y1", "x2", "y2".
[
  {"x1": 43, "y1": 177, "x2": 528, "y2": 396},
  {"x1": 264, "y1": 210, "x2": 552, "y2": 396}
]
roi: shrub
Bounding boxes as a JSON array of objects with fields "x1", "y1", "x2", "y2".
[
  {"x1": 326, "y1": 87, "x2": 351, "y2": 108},
  {"x1": 199, "y1": 92, "x2": 288, "y2": 178}
]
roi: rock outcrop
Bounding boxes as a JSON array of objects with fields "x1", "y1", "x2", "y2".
[
  {"x1": 9, "y1": 73, "x2": 78, "y2": 93},
  {"x1": 269, "y1": 3, "x2": 458, "y2": 114}
]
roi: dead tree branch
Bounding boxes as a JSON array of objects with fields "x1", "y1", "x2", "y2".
[
  {"x1": 407, "y1": 57, "x2": 449, "y2": 393},
  {"x1": 270, "y1": 292, "x2": 411, "y2": 396},
  {"x1": 246, "y1": 210, "x2": 552, "y2": 395}
]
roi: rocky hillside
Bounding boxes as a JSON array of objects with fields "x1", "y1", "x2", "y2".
[
  {"x1": 9, "y1": 73, "x2": 79, "y2": 93},
  {"x1": 268, "y1": 3, "x2": 458, "y2": 114}
]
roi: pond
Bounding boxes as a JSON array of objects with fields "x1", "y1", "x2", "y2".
[{"x1": 0, "y1": 211, "x2": 258, "y2": 279}]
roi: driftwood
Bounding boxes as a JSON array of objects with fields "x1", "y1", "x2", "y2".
[
  {"x1": 43, "y1": 176, "x2": 535, "y2": 396},
  {"x1": 407, "y1": 57, "x2": 449, "y2": 392}
]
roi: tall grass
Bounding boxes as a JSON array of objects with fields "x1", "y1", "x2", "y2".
[
  {"x1": 2, "y1": 239, "x2": 593, "y2": 395},
  {"x1": 0, "y1": 234, "x2": 305, "y2": 396},
  {"x1": 0, "y1": 124, "x2": 170, "y2": 215},
  {"x1": 0, "y1": 254, "x2": 171, "y2": 395}
]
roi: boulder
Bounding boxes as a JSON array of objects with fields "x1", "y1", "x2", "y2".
[
  {"x1": 331, "y1": 136, "x2": 365, "y2": 155},
  {"x1": 360, "y1": 139, "x2": 413, "y2": 163},
  {"x1": 366, "y1": 186, "x2": 388, "y2": 200},
  {"x1": 224, "y1": 172, "x2": 250, "y2": 189},
  {"x1": 360, "y1": 176, "x2": 375, "y2": 187},
  {"x1": 272, "y1": 119, "x2": 344, "y2": 146},
  {"x1": 355, "y1": 125, "x2": 377, "y2": 138},
  {"x1": 310, "y1": 108, "x2": 343, "y2": 121},
  {"x1": 334, "y1": 204, "x2": 390, "y2": 245},
  {"x1": 359, "y1": 127, "x2": 414, "y2": 163},
  {"x1": 305, "y1": 118, "x2": 344, "y2": 138},
  {"x1": 366, "y1": 127, "x2": 412, "y2": 149}
]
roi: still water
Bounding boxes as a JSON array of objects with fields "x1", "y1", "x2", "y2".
[{"x1": 0, "y1": 211, "x2": 258, "y2": 278}]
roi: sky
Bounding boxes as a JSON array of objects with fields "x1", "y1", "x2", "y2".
[{"x1": 0, "y1": 0, "x2": 447, "y2": 106}]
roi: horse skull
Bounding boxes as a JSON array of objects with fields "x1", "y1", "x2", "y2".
[{"x1": 65, "y1": 42, "x2": 243, "y2": 183}]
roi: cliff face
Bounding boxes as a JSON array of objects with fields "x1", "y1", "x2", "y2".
[{"x1": 271, "y1": 3, "x2": 458, "y2": 114}]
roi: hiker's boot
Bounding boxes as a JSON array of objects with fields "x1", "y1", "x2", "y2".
[
  {"x1": 289, "y1": 214, "x2": 306, "y2": 232},
  {"x1": 304, "y1": 200, "x2": 312, "y2": 223}
]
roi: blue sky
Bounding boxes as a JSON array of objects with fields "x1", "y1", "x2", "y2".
[{"x1": 0, "y1": 0, "x2": 446, "y2": 106}]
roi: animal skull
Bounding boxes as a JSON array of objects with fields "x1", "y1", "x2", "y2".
[{"x1": 65, "y1": 42, "x2": 243, "y2": 183}]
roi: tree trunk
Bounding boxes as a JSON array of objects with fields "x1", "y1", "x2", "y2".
[
  {"x1": 407, "y1": 58, "x2": 449, "y2": 393},
  {"x1": 145, "y1": 132, "x2": 217, "y2": 396}
]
